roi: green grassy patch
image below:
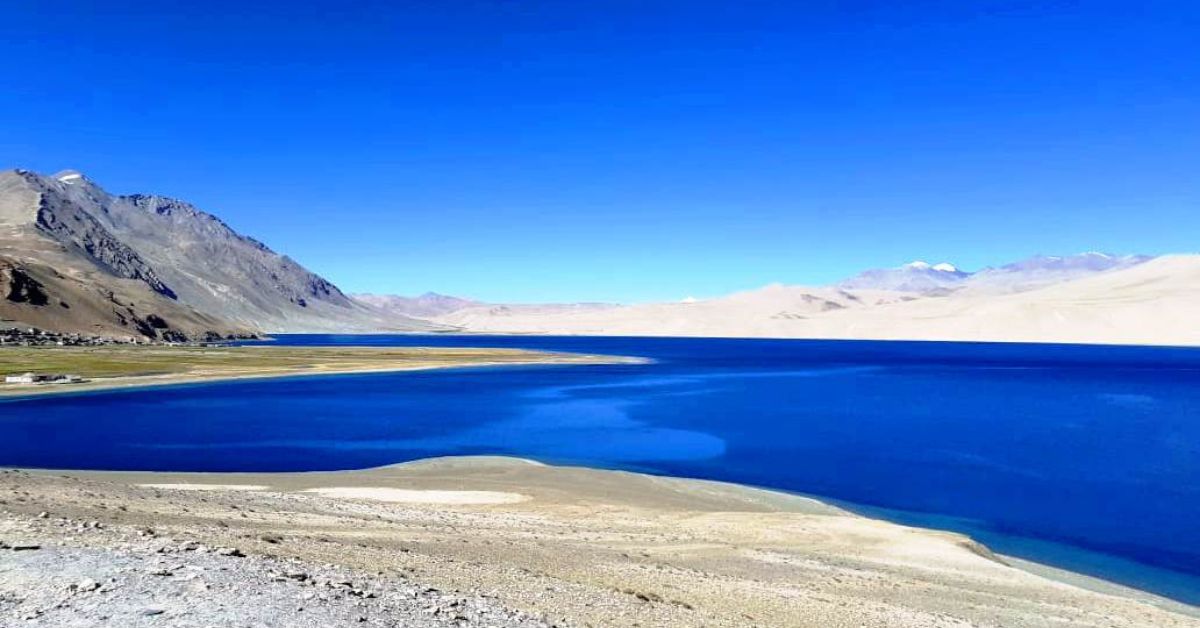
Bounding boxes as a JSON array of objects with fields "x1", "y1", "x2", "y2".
[{"x1": 0, "y1": 346, "x2": 572, "y2": 380}]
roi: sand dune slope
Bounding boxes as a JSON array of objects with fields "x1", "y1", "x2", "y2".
[
  {"x1": 802, "y1": 255, "x2": 1200, "y2": 345},
  {"x1": 435, "y1": 255, "x2": 1200, "y2": 346}
]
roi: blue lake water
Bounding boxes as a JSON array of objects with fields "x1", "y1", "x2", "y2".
[{"x1": 2, "y1": 335, "x2": 1199, "y2": 603}]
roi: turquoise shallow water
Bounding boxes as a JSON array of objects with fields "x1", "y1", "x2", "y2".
[{"x1": 3, "y1": 335, "x2": 1199, "y2": 603}]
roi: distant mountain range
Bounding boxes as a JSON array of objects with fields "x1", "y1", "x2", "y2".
[
  {"x1": 837, "y1": 254, "x2": 1152, "y2": 294},
  {"x1": 963, "y1": 253, "x2": 1154, "y2": 294},
  {"x1": 837, "y1": 260, "x2": 970, "y2": 293},
  {"x1": 371, "y1": 252, "x2": 1198, "y2": 346},
  {"x1": 3, "y1": 167, "x2": 1191, "y2": 345},
  {"x1": 350, "y1": 292, "x2": 481, "y2": 319},
  {"x1": 357, "y1": 252, "x2": 1160, "y2": 320},
  {"x1": 350, "y1": 293, "x2": 620, "y2": 322},
  {"x1": 1, "y1": 169, "x2": 437, "y2": 339}
]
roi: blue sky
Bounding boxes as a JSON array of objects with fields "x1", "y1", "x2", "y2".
[{"x1": 2, "y1": 1, "x2": 1197, "y2": 302}]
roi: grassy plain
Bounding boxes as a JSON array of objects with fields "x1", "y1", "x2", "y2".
[{"x1": 0, "y1": 345, "x2": 627, "y2": 397}]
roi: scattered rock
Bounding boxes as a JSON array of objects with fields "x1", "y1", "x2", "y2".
[{"x1": 70, "y1": 578, "x2": 101, "y2": 593}]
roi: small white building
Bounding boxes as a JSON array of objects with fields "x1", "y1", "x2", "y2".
[
  {"x1": 4, "y1": 373, "x2": 83, "y2": 385},
  {"x1": 5, "y1": 372, "x2": 39, "y2": 384}
]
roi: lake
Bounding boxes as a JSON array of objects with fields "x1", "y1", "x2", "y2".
[{"x1": 2, "y1": 334, "x2": 1199, "y2": 603}]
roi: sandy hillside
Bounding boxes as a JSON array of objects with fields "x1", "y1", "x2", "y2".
[{"x1": 434, "y1": 255, "x2": 1200, "y2": 346}]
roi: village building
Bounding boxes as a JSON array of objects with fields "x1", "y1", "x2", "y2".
[{"x1": 4, "y1": 372, "x2": 84, "y2": 385}]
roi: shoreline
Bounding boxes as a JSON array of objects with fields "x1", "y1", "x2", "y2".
[
  {"x1": 3, "y1": 456, "x2": 1196, "y2": 627},
  {"x1": 429, "y1": 329, "x2": 1200, "y2": 349},
  {"x1": 0, "y1": 348, "x2": 645, "y2": 400},
  {"x1": 30, "y1": 457, "x2": 1200, "y2": 614},
  {"x1": 7, "y1": 455, "x2": 1197, "y2": 610},
  {"x1": 827, "y1": 494, "x2": 1200, "y2": 610}
]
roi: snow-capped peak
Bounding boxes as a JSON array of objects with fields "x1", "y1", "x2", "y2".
[
  {"x1": 904, "y1": 260, "x2": 958, "y2": 273},
  {"x1": 55, "y1": 170, "x2": 85, "y2": 184}
]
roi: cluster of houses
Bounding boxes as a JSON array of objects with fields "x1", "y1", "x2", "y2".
[
  {"x1": 4, "y1": 372, "x2": 84, "y2": 386},
  {"x1": 1, "y1": 326, "x2": 251, "y2": 347},
  {"x1": 0, "y1": 327, "x2": 132, "y2": 347},
  {"x1": 0, "y1": 326, "x2": 185, "y2": 347}
]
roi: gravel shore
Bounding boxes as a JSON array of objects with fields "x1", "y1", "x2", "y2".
[
  {"x1": 2, "y1": 459, "x2": 1197, "y2": 627},
  {"x1": 2, "y1": 522, "x2": 549, "y2": 627}
]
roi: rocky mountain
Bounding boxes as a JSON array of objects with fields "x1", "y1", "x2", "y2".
[
  {"x1": 835, "y1": 254, "x2": 1154, "y2": 296},
  {"x1": 836, "y1": 260, "x2": 970, "y2": 293},
  {"x1": 352, "y1": 292, "x2": 480, "y2": 319},
  {"x1": 1, "y1": 169, "x2": 437, "y2": 338},
  {"x1": 0, "y1": 254, "x2": 240, "y2": 341},
  {"x1": 961, "y1": 252, "x2": 1153, "y2": 294}
]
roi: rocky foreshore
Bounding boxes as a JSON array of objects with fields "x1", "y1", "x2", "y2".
[{"x1": 2, "y1": 509, "x2": 560, "y2": 627}]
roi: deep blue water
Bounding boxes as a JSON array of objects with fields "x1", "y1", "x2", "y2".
[{"x1": 3, "y1": 335, "x2": 1199, "y2": 603}]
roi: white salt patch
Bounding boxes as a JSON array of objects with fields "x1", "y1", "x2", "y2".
[
  {"x1": 303, "y1": 487, "x2": 529, "y2": 505},
  {"x1": 138, "y1": 483, "x2": 269, "y2": 491}
]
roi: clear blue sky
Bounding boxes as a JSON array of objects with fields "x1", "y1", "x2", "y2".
[{"x1": 2, "y1": 1, "x2": 1197, "y2": 302}]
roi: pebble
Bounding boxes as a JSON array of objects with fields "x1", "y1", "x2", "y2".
[
  {"x1": 0, "y1": 505, "x2": 562, "y2": 628},
  {"x1": 71, "y1": 578, "x2": 101, "y2": 593}
]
